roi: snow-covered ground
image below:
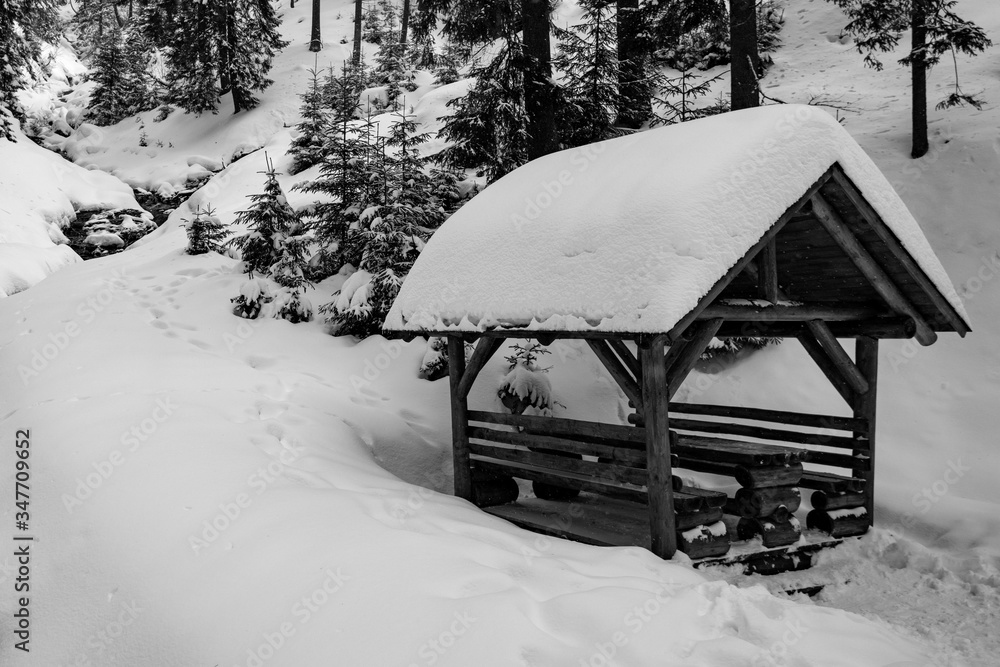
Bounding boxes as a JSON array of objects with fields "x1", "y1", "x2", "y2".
[{"x1": 2, "y1": 0, "x2": 999, "y2": 665}]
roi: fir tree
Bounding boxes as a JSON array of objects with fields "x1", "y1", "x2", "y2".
[
  {"x1": 88, "y1": 22, "x2": 154, "y2": 126},
  {"x1": 437, "y1": 40, "x2": 528, "y2": 183},
  {"x1": 288, "y1": 66, "x2": 329, "y2": 175},
  {"x1": 652, "y1": 65, "x2": 725, "y2": 125},
  {"x1": 554, "y1": 0, "x2": 622, "y2": 147},
  {"x1": 826, "y1": 0, "x2": 990, "y2": 158},
  {"x1": 0, "y1": 0, "x2": 59, "y2": 140},
  {"x1": 184, "y1": 204, "x2": 229, "y2": 255},
  {"x1": 230, "y1": 158, "x2": 301, "y2": 277},
  {"x1": 141, "y1": 0, "x2": 288, "y2": 115}
]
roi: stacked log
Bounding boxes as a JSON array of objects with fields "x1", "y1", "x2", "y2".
[
  {"x1": 724, "y1": 465, "x2": 803, "y2": 548},
  {"x1": 806, "y1": 490, "x2": 870, "y2": 538},
  {"x1": 672, "y1": 479, "x2": 730, "y2": 558}
]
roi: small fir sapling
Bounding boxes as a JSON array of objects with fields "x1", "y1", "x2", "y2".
[
  {"x1": 497, "y1": 342, "x2": 553, "y2": 415},
  {"x1": 418, "y1": 336, "x2": 448, "y2": 380},
  {"x1": 183, "y1": 204, "x2": 229, "y2": 255},
  {"x1": 229, "y1": 157, "x2": 300, "y2": 278},
  {"x1": 231, "y1": 278, "x2": 273, "y2": 319},
  {"x1": 288, "y1": 65, "x2": 329, "y2": 174},
  {"x1": 270, "y1": 226, "x2": 315, "y2": 323}
]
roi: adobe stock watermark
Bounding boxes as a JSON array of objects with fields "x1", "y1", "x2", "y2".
[
  {"x1": 577, "y1": 583, "x2": 683, "y2": 667},
  {"x1": 18, "y1": 268, "x2": 129, "y2": 384},
  {"x1": 882, "y1": 458, "x2": 969, "y2": 536},
  {"x1": 62, "y1": 599, "x2": 144, "y2": 667},
  {"x1": 751, "y1": 618, "x2": 809, "y2": 667},
  {"x1": 889, "y1": 250, "x2": 998, "y2": 373},
  {"x1": 62, "y1": 397, "x2": 177, "y2": 513},
  {"x1": 349, "y1": 338, "x2": 406, "y2": 390},
  {"x1": 509, "y1": 141, "x2": 609, "y2": 235},
  {"x1": 189, "y1": 441, "x2": 306, "y2": 554},
  {"x1": 234, "y1": 566, "x2": 351, "y2": 667},
  {"x1": 407, "y1": 610, "x2": 478, "y2": 667}
]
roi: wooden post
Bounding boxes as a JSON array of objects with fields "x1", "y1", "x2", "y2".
[
  {"x1": 641, "y1": 336, "x2": 676, "y2": 558},
  {"x1": 448, "y1": 336, "x2": 473, "y2": 501},
  {"x1": 852, "y1": 337, "x2": 878, "y2": 526}
]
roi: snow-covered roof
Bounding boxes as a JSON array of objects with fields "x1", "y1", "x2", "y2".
[{"x1": 385, "y1": 105, "x2": 969, "y2": 335}]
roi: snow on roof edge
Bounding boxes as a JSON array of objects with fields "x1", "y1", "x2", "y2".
[{"x1": 385, "y1": 105, "x2": 969, "y2": 336}]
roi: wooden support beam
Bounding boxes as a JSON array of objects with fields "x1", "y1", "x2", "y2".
[
  {"x1": 797, "y1": 330, "x2": 855, "y2": 407},
  {"x1": 641, "y1": 335, "x2": 676, "y2": 559},
  {"x1": 588, "y1": 340, "x2": 643, "y2": 411},
  {"x1": 666, "y1": 319, "x2": 723, "y2": 400},
  {"x1": 715, "y1": 318, "x2": 916, "y2": 340},
  {"x1": 852, "y1": 336, "x2": 878, "y2": 527},
  {"x1": 805, "y1": 320, "x2": 870, "y2": 395},
  {"x1": 668, "y1": 402, "x2": 868, "y2": 434},
  {"x1": 758, "y1": 239, "x2": 779, "y2": 302},
  {"x1": 699, "y1": 304, "x2": 883, "y2": 322},
  {"x1": 829, "y1": 166, "x2": 969, "y2": 336},
  {"x1": 458, "y1": 337, "x2": 503, "y2": 399},
  {"x1": 467, "y1": 410, "x2": 646, "y2": 445},
  {"x1": 666, "y1": 166, "x2": 836, "y2": 343},
  {"x1": 810, "y1": 192, "x2": 937, "y2": 345},
  {"x1": 608, "y1": 339, "x2": 641, "y2": 383},
  {"x1": 448, "y1": 336, "x2": 473, "y2": 501}
]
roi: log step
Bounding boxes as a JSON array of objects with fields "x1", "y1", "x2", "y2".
[
  {"x1": 806, "y1": 508, "x2": 870, "y2": 538},
  {"x1": 672, "y1": 433, "x2": 810, "y2": 466},
  {"x1": 470, "y1": 470, "x2": 519, "y2": 508},
  {"x1": 810, "y1": 490, "x2": 866, "y2": 511},
  {"x1": 671, "y1": 483, "x2": 729, "y2": 509},
  {"x1": 676, "y1": 521, "x2": 731, "y2": 559},
  {"x1": 675, "y1": 507, "x2": 724, "y2": 531},
  {"x1": 675, "y1": 459, "x2": 804, "y2": 489},
  {"x1": 799, "y1": 471, "x2": 866, "y2": 494},
  {"x1": 736, "y1": 516, "x2": 802, "y2": 548},
  {"x1": 725, "y1": 485, "x2": 801, "y2": 519}
]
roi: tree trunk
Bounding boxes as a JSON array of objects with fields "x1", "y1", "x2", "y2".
[
  {"x1": 309, "y1": 0, "x2": 322, "y2": 51},
  {"x1": 911, "y1": 0, "x2": 929, "y2": 158},
  {"x1": 616, "y1": 0, "x2": 648, "y2": 128},
  {"x1": 521, "y1": 0, "x2": 558, "y2": 160},
  {"x1": 353, "y1": 0, "x2": 363, "y2": 65},
  {"x1": 401, "y1": 0, "x2": 411, "y2": 44},
  {"x1": 729, "y1": 0, "x2": 759, "y2": 111}
]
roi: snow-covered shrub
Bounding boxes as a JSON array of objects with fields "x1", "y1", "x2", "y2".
[
  {"x1": 418, "y1": 337, "x2": 448, "y2": 381},
  {"x1": 229, "y1": 160, "x2": 301, "y2": 278},
  {"x1": 272, "y1": 288, "x2": 314, "y2": 323},
  {"x1": 183, "y1": 204, "x2": 228, "y2": 255},
  {"x1": 497, "y1": 342, "x2": 553, "y2": 415},
  {"x1": 231, "y1": 278, "x2": 272, "y2": 319}
]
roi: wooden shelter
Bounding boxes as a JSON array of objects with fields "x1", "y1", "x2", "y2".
[{"x1": 384, "y1": 107, "x2": 969, "y2": 570}]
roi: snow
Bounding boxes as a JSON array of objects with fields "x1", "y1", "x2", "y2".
[
  {"x1": 386, "y1": 104, "x2": 968, "y2": 334},
  {"x1": 2, "y1": 0, "x2": 1000, "y2": 665},
  {"x1": 0, "y1": 127, "x2": 141, "y2": 296},
  {"x1": 829, "y1": 507, "x2": 868, "y2": 520}
]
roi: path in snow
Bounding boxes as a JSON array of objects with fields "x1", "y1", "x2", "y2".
[{"x1": 701, "y1": 531, "x2": 1000, "y2": 667}]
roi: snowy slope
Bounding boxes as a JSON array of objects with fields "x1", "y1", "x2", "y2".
[
  {"x1": 1, "y1": 0, "x2": 999, "y2": 665},
  {"x1": 0, "y1": 127, "x2": 141, "y2": 296}
]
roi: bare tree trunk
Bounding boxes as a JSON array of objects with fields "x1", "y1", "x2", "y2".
[
  {"x1": 616, "y1": 0, "x2": 648, "y2": 128},
  {"x1": 729, "y1": 0, "x2": 759, "y2": 111},
  {"x1": 911, "y1": 0, "x2": 929, "y2": 158},
  {"x1": 401, "y1": 0, "x2": 410, "y2": 44},
  {"x1": 353, "y1": 0, "x2": 363, "y2": 65},
  {"x1": 309, "y1": 0, "x2": 322, "y2": 51},
  {"x1": 522, "y1": 0, "x2": 558, "y2": 160}
]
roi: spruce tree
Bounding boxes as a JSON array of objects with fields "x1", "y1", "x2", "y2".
[
  {"x1": 88, "y1": 22, "x2": 154, "y2": 126},
  {"x1": 288, "y1": 66, "x2": 329, "y2": 175},
  {"x1": 827, "y1": 0, "x2": 990, "y2": 158},
  {"x1": 141, "y1": 0, "x2": 288, "y2": 115},
  {"x1": 230, "y1": 159, "x2": 301, "y2": 278},
  {"x1": 184, "y1": 204, "x2": 229, "y2": 255},
  {"x1": 555, "y1": 0, "x2": 622, "y2": 147},
  {"x1": 0, "y1": 0, "x2": 59, "y2": 141},
  {"x1": 437, "y1": 41, "x2": 528, "y2": 183}
]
